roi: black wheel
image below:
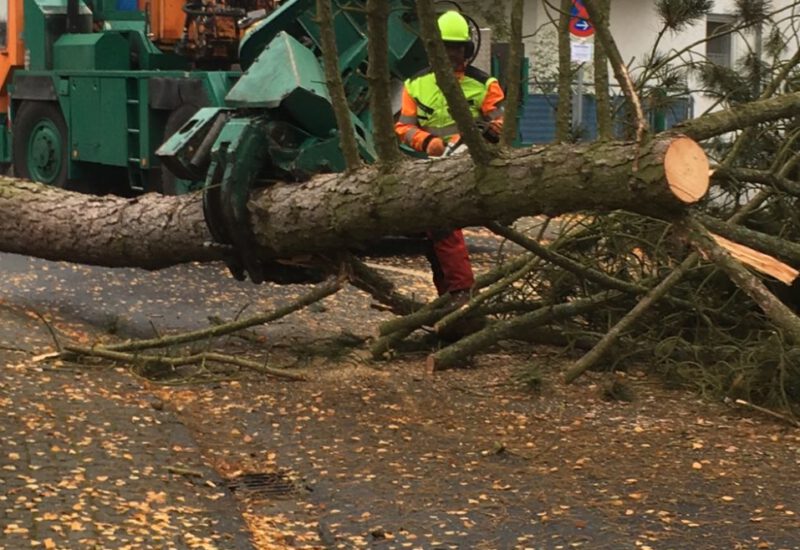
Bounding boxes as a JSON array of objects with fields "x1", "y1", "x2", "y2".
[
  {"x1": 12, "y1": 101, "x2": 69, "y2": 188},
  {"x1": 160, "y1": 103, "x2": 200, "y2": 195}
]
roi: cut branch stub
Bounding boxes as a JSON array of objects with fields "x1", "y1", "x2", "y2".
[{"x1": 663, "y1": 136, "x2": 710, "y2": 204}]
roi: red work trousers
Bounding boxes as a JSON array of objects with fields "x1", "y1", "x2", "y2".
[{"x1": 425, "y1": 229, "x2": 475, "y2": 296}]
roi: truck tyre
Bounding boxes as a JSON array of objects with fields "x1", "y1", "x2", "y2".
[
  {"x1": 160, "y1": 103, "x2": 200, "y2": 195},
  {"x1": 13, "y1": 101, "x2": 69, "y2": 188}
]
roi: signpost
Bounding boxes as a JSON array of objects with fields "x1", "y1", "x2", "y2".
[{"x1": 569, "y1": 0, "x2": 594, "y2": 132}]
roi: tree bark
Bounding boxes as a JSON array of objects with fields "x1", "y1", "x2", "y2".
[
  {"x1": 0, "y1": 135, "x2": 709, "y2": 269},
  {"x1": 555, "y1": 0, "x2": 572, "y2": 142},
  {"x1": 592, "y1": 0, "x2": 613, "y2": 140},
  {"x1": 0, "y1": 179, "x2": 219, "y2": 268},
  {"x1": 250, "y1": 135, "x2": 708, "y2": 257},
  {"x1": 316, "y1": 0, "x2": 361, "y2": 172},
  {"x1": 673, "y1": 90, "x2": 800, "y2": 141},
  {"x1": 501, "y1": 0, "x2": 524, "y2": 147},
  {"x1": 366, "y1": 0, "x2": 402, "y2": 164}
]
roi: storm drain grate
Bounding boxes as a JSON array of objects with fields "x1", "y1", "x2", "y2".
[{"x1": 225, "y1": 471, "x2": 299, "y2": 499}]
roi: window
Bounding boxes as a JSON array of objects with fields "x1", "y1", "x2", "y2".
[
  {"x1": 0, "y1": 0, "x2": 6, "y2": 50},
  {"x1": 706, "y1": 15, "x2": 734, "y2": 68}
]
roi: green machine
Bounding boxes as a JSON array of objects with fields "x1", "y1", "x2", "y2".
[
  {"x1": 5, "y1": 0, "x2": 451, "y2": 281},
  {"x1": 3, "y1": 0, "x2": 426, "y2": 198},
  {"x1": 3, "y1": 0, "x2": 254, "y2": 192},
  {"x1": 157, "y1": 0, "x2": 428, "y2": 282}
]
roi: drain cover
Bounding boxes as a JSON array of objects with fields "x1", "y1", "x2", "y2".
[{"x1": 225, "y1": 471, "x2": 299, "y2": 498}]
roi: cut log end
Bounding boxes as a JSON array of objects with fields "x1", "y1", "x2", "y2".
[{"x1": 664, "y1": 137, "x2": 710, "y2": 204}]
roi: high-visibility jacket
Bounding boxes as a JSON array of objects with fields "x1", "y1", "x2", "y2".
[{"x1": 395, "y1": 65, "x2": 505, "y2": 152}]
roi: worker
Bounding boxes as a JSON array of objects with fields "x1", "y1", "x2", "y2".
[{"x1": 394, "y1": 10, "x2": 505, "y2": 300}]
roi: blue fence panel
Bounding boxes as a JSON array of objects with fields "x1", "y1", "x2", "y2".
[
  {"x1": 518, "y1": 94, "x2": 558, "y2": 144},
  {"x1": 577, "y1": 94, "x2": 597, "y2": 141},
  {"x1": 518, "y1": 94, "x2": 693, "y2": 145}
]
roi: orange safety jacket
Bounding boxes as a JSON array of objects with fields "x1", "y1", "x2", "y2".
[{"x1": 395, "y1": 65, "x2": 505, "y2": 152}]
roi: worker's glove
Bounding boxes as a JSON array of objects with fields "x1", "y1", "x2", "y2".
[
  {"x1": 489, "y1": 119, "x2": 503, "y2": 135},
  {"x1": 484, "y1": 119, "x2": 503, "y2": 143},
  {"x1": 425, "y1": 137, "x2": 445, "y2": 157}
]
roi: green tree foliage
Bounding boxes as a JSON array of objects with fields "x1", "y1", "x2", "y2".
[
  {"x1": 733, "y1": 0, "x2": 773, "y2": 26},
  {"x1": 655, "y1": 0, "x2": 714, "y2": 32}
]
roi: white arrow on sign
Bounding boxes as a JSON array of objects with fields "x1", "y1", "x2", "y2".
[{"x1": 574, "y1": 19, "x2": 591, "y2": 31}]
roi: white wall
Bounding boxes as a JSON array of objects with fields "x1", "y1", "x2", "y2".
[{"x1": 519, "y1": 0, "x2": 800, "y2": 117}]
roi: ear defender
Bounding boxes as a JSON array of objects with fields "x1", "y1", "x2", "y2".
[{"x1": 464, "y1": 40, "x2": 475, "y2": 59}]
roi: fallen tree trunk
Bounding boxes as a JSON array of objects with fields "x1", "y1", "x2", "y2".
[
  {"x1": 250, "y1": 135, "x2": 708, "y2": 257},
  {"x1": 0, "y1": 181, "x2": 220, "y2": 269},
  {"x1": 0, "y1": 135, "x2": 708, "y2": 269}
]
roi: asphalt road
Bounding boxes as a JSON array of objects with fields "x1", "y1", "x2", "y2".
[
  {"x1": 0, "y1": 252, "x2": 309, "y2": 338},
  {"x1": 4, "y1": 251, "x2": 800, "y2": 550}
]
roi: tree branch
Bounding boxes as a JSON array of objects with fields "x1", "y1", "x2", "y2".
[
  {"x1": 317, "y1": 0, "x2": 362, "y2": 172},
  {"x1": 555, "y1": 0, "x2": 572, "y2": 142},
  {"x1": 105, "y1": 277, "x2": 342, "y2": 352},
  {"x1": 501, "y1": 0, "x2": 525, "y2": 147},
  {"x1": 344, "y1": 255, "x2": 423, "y2": 315},
  {"x1": 673, "y1": 91, "x2": 800, "y2": 142},
  {"x1": 366, "y1": 0, "x2": 403, "y2": 164},
  {"x1": 582, "y1": 0, "x2": 647, "y2": 146},
  {"x1": 63, "y1": 345, "x2": 307, "y2": 381},
  {"x1": 563, "y1": 254, "x2": 697, "y2": 383},
  {"x1": 428, "y1": 290, "x2": 623, "y2": 372},
  {"x1": 683, "y1": 216, "x2": 800, "y2": 345},
  {"x1": 592, "y1": 0, "x2": 613, "y2": 140}
]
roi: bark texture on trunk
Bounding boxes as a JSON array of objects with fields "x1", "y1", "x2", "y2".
[
  {"x1": 592, "y1": 0, "x2": 612, "y2": 140},
  {"x1": 501, "y1": 0, "x2": 524, "y2": 147},
  {"x1": 317, "y1": 0, "x2": 361, "y2": 172},
  {"x1": 0, "y1": 179, "x2": 219, "y2": 268},
  {"x1": 674, "y1": 90, "x2": 800, "y2": 141},
  {"x1": 555, "y1": 0, "x2": 572, "y2": 142},
  {"x1": 366, "y1": 0, "x2": 402, "y2": 164},
  {"x1": 249, "y1": 135, "x2": 707, "y2": 257},
  {"x1": 0, "y1": 135, "x2": 707, "y2": 269}
]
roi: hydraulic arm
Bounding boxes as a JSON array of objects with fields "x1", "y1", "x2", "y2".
[{"x1": 157, "y1": 0, "x2": 427, "y2": 282}]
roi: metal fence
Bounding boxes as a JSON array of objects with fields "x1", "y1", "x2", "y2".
[{"x1": 517, "y1": 93, "x2": 694, "y2": 145}]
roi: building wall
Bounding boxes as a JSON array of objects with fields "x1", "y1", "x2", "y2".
[{"x1": 518, "y1": 0, "x2": 798, "y2": 118}]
